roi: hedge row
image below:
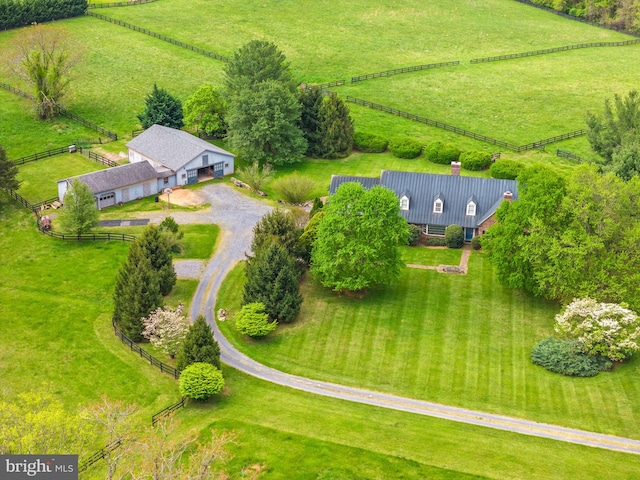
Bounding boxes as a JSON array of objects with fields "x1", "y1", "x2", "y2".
[{"x1": 0, "y1": 0, "x2": 87, "y2": 30}]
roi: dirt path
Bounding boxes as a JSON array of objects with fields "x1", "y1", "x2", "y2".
[{"x1": 407, "y1": 243, "x2": 473, "y2": 274}]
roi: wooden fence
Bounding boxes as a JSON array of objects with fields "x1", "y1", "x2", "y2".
[
  {"x1": 151, "y1": 398, "x2": 186, "y2": 426},
  {"x1": 87, "y1": 12, "x2": 228, "y2": 62},
  {"x1": 556, "y1": 149, "x2": 584, "y2": 162},
  {"x1": 78, "y1": 438, "x2": 123, "y2": 473},
  {"x1": 351, "y1": 61, "x2": 459, "y2": 82},
  {"x1": 470, "y1": 39, "x2": 640, "y2": 64},
  {"x1": 79, "y1": 147, "x2": 119, "y2": 167},
  {"x1": 11, "y1": 147, "x2": 69, "y2": 166},
  {"x1": 88, "y1": 0, "x2": 157, "y2": 8},
  {"x1": 113, "y1": 320, "x2": 181, "y2": 379}
]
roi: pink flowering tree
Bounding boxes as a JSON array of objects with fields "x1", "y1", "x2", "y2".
[
  {"x1": 142, "y1": 304, "x2": 190, "y2": 358},
  {"x1": 554, "y1": 298, "x2": 640, "y2": 362}
]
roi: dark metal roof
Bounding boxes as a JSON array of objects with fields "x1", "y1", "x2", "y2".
[
  {"x1": 380, "y1": 170, "x2": 518, "y2": 228},
  {"x1": 329, "y1": 175, "x2": 380, "y2": 194},
  {"x1": 126, "y1": 124, "x2": 234, "y2": 171},
  {"x1": 62, "y1": 161, "x2": 159, "y2": 194}
]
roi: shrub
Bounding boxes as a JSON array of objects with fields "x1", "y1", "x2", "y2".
[
  {"x1": 531, "y1": 338, "x2": 612, "y2": 377},
  {"x1": 470, "y1": 235, "x2": 482, "y2": 250},
  {"x1": 460, "y1": 151, "x2": 492, "y2": 171},
  {"x1": 388, "y1": 137, "x2": 423, "y2": 159},
  {"x1": 273, "y1": 174, "x2": 315, "y2": 204},
  {"x1": 309, "y1": 197, "x2": 324, "y2": 218},
  {"x1": 423, "y1": 237, "x2": 447, "y2": 247},
  {"x1": 444, "y1": 224, "x2": 464, "y2": 248},
  {"x1": 238, "y1": 161, "x2": 274, "y2": 191},
  {"x1": 424, "y1": 142, "x2": 460, "y2": 165},
  {"x1": 353, "y1": 132, "x2": 388, "y2": 153},
  {"x1": 490, "y1": 159, "x2": 524, "y2": 180},
  {"x1": 0, "y1": 0, "x2": 87, "y2": 30},
  {"x1": 407, "y1": 224, "x2": 422, "y2": 246},
  {"x1": 235, "y1": 303, "x2": 277, "y2": 337},
  {"x1": 179, "y1": 362, "x2": 225, "y2": 400}
]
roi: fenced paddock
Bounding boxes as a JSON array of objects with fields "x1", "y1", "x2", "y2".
[{"x1": 351, "y1": 61, "x2": 460, "y2": 82}]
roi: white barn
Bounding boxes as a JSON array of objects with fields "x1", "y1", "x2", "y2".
[{"x1": 126, "y1": 124, "x2": 235, "y2": 189}]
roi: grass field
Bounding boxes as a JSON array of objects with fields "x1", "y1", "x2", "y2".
[
  {"x1": 215, "y1": 257, "x2": 640, "y2": 440},
  {"x1": 400, "y1": 245, "x2": 463, "y2": 266}
]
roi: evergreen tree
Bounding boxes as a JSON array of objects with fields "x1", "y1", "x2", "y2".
[
  {"x1": 59, "y1": 178, "x2": 99, "y2": 235},
  {"x1": 251, "y1": 208, "x2": 301, "y2": 259},
  {"x1": 299, "y1": 86, "x2": 324, "y2": 157},
  {"x1": 176, "y1": 315, "x2": 221, "y2": 370},
  {"x1": 243, "y1": 244, "x2": 302, "y2": 323},
  {"x1": 309, "y1": 197, "x2": 324, "y2": 218},
  {"x1": 0, "y1": 144, "x2": 20, "y2": 191},
  {"x1": 137, "y1": 84, "x2": 184, "y2": 129},
  {"x1": 113, "y1": 242, "x2": 163, "y2": 341},
  {"x1": 137, "y1": 225, "x2": 176, "y2": 296},
  {"x1": 318, "y1": 94, "x2": 354, "y2": 159}
]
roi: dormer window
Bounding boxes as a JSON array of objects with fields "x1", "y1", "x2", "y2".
[
  {"x1": 434, "y1": 199, "x2": 443, "y2": 214},
  {"x1": 400, "y1": 196, "x2": 409, "y2": 211},
  {"x1": 466, "y1": 201, "x2": 476, "y2": 216}
]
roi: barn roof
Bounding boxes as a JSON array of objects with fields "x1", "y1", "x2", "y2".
[{"x1": 60, "y1": 161, "x2": 159, "y2": 194}]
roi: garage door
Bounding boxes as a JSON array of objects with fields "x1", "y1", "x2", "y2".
[{"x1": 99, "y1": 192, "x2": 116, "y2": 208}]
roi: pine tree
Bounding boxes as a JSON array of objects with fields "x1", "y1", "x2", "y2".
[
  {"x1": 250, "y1": 208, "x2": 300, "y2": 259},
  {"x1": 318, "y1": 94, "x2": 354, "y2": 159},
  {"x1": 0, "y1": 144, "x2": 20, "y2": 191},
  {"x1": 59, "y1": 178, "x2": 99, "y2": 235},
  {"x1": 137, "y1": 84, "x2": 184, "y2": 130},
  {"x1": 137, "y1": 225, "x2": 176, "y2": 296},
  {"x1": 299, "y1": 86, "x2": 324, "y2": 157},
  {"x1": 176, "y1": 315, "x2": 221, "y2": 370},
  {"x1": 309, "y1": 197, "x2": 324, "y2": 218},
  {"x1": 243, "y1": 244, "x2": 302, "y2": 323},
  {"x1": 113, "y1": 242, "x2": 163, "y2": 341}
]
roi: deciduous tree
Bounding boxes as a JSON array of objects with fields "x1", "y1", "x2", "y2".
[
  {"x1": 179, "y1": 363, "x2": 225, "y2": 401},
  {"x1": 7, "y1": 25, "x2": 83, "y2": 119},
  {"x1": 311, "y1": 182, "x2": 409, "y2": 293},
  {"x1": 59, "y1": 178, "x2": 99, "y2": 235},
  {"x1": 183, "y1": 84, "x2": 227, "y2": 137},
  {"x1": 138, "y1": 83, "x2": 184, "y2": 129},
  {"x1": 142, "y1": 304, "x2": 190, "y2": 358},
  {"x1": 0, "y1": 143, "x2": 20, "y2": 191},
  {"x1": 235, "y1": 302, "x2": 277, "y2": 337},
  {"x1": 176, "y1": 315, "x2": 221, "y2": 370}
]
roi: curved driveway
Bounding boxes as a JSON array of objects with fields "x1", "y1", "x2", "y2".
[{"x1": 154, "y1": 183, "x2": 640, "y2": 456}]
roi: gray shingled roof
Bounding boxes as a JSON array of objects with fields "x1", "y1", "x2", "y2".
[
  {"x1": 329, "y1": 170, "x2": 518, "y2": 228},
  {"x1": 126, "y1": 124, "x2": 234, "y2": 171},
  {"x1": 62, "y1": 161, "x2": 159, "y2": 194}
]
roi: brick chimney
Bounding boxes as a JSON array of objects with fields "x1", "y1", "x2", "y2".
[
  {"x1": 503, "y1": 191, "x2": 513, "y2": 202},
  {"x1": 451, "y1": 161, "x2": 461, "y2": 176}
]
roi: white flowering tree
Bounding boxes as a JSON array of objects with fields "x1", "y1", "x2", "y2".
[
  {"x1": 554, "y1": 298, "x2": 640, "y2": 362},
  {"x1": 142, "y1": 304, "x2": 190, "y2": 358}
]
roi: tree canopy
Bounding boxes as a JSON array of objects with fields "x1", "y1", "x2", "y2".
[
  {"x1": 311, "y1": 182, "x2": 409, "y2": 293},
  {"x1": 0, "y1": 144, "x2": 20, "y2": 191},
  {"x1": 483, "y1": 164, "x2": 640, "y2": 311},
  {"x1": 59, "y1": 178, "x2": 99, "y2": 235},
  {"x1": 183, "y1": 84, "x2": 227, "y2": 137},
  {"x1": 176, "y1": 315, "x2": 221, "y2": 370},
  {"x1": 318, "y1": 94, "x2": 354, "y2": 159},
  {"x1": 138, "y1": 83, "x2": 184, "y2": 130}
]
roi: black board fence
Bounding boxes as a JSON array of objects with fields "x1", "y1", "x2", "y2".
[
  {"x1": 0, "y1": 82, "x2": 118, "y2": 140},
  {"x1": 346, "y1": 96, "x2": 586, "y2": 152},
  {"x1": 87, "y1": 11, "x2": 229, "y2": 62},
  {"x1": 556, "y1": 149, "x2": 584, "y2": 162},
  {"x1": 513, "y1": 0, "x2": 640, "y2": 39},
  {"x1": 88, "y1": 0, "x2": 157, "y2": 8},
  {"x1": 151, "y1": 398, "x2": 186, "y2": 426},
  {"x1": 351, "y1": 61, "x2": 459, "y2": 83},
  {"x1": 78, "y1": 438, "x2": 123, "y2": 473},
  {"x1": 113, "y1": 320, "x2": 181, "y2": 379},
  {"x1": 11, "y1": 146, "x2": 69, "y2": 166},
  {"x1": 470, "y1": 39, "x2": 640, "y2": 64},
  {"x1": 79, "y1": 147, "x2": 119, "y2": 167}
]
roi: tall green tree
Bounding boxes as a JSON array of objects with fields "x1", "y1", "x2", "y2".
[
  {"x1": 243, "y1": 243, "x2": 302, "y2": 323},
  {"x1": 610, "y1": 133, "x2": 640, "y2": 181},
  {"x1": 59, "y1": 178, "x2": 99, "y2": 235},
  {"x1": 176, "y1": 315, "x2": 221, "y2": 370},
  {"x1": 183, "y1": 84, "x2": 227, "y2": 137},
  {"x1": 298, "y1": 86, "x2": 324, "y2": 157},
  {"x1": 0, "y1": 144, "x2": 20, "y2": 191},
  {"x1": 318, "y1": 94, "x2": 354, "y2": 159},
  {"x1": 227, "y1": 80, "x2": 307, "y2": 165},
  {"x1": 8, "y1": 25, "x2": 83, "y2": 119},
  {"x1": 224, "y1": 40, "x2": 296, "y2": 94},
  {"x1": 311, "y1": 183, "x2": 409, "y2": 293},
  {"x1": 137, "y1": 84, "x2": 184, "y2": 130},
  {"x1": 251, "y1": 208, "x2": 301, "y2": 258},
  {"x1": 113, "y1": 242, "x2": 163, "y2": 341},
  {"x1": 137, "y1": 225, "x2": 176, "y2": 296}
]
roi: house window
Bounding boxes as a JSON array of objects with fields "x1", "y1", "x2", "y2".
[
  {"x1": 181, "y1": 174, "x2": 187, "y2": 179},
  {"x1": 400, "y1": 196, "x2": 409, "y2": 211},
  {"x1": 225, "y1": 163, "x2": 229, "y2": 168},
  {"x1": 434, "y1": 199, "x2": 443, "y2": 214},
  {"x1": 467, "y1": 202, "x2": 476, "y2": 216},
  {"x1": 425, "y1": 224, "x2": 446, "y2": 236},
  {"x1": 202, "y1": 154, "x2": 209, "y2": 167},
  {"x1": 163, "y1": 177, "x2": 169, "y2": 185}
]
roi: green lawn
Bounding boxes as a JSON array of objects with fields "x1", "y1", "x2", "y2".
[
  {"x1": 17, "y1": 153, "x2": 107, "y2": 202},
  {"x1": 216, "y1": 257, "x2": 640, "y2": 440},
  {"x1": 400, "y1": 245, "x2": 463, "y2": 266},
  {"x1": 176, "y1": 224, "x2": 219, "y2": 259}
]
